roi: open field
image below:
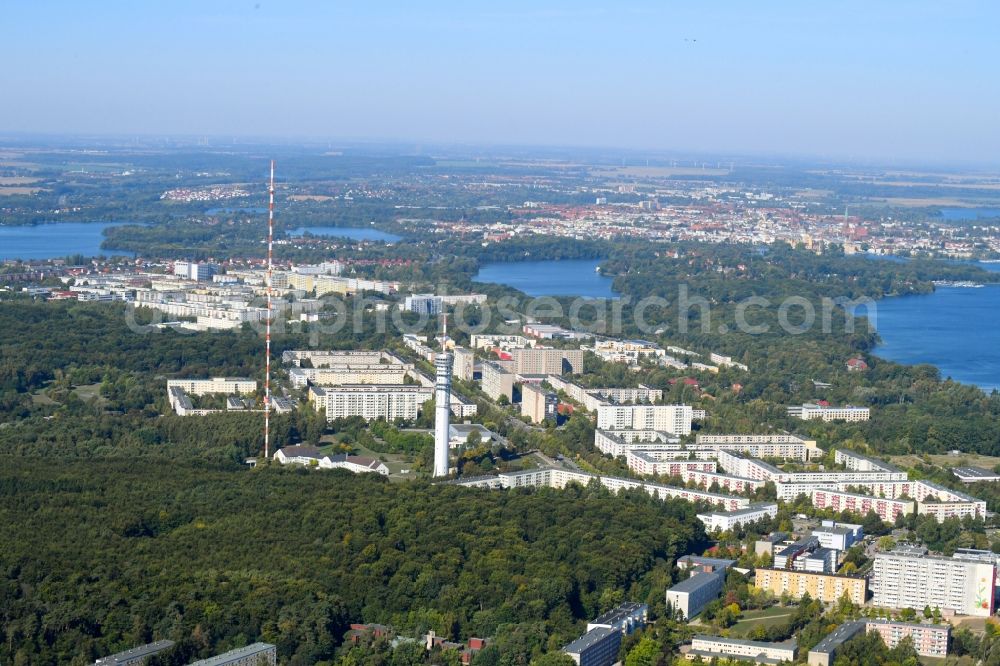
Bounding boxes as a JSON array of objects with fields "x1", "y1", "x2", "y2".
[
  {"x1": 0, "y1": 176, "x2": 41, "y2": 185},
  {"x1": 921, "y1": 656, "x2": 977, "y2": 666},
  {"x1": 0, "y1": 187, "x2": 45, "y2": 196},
  {"x1": 891, "y1": 452, "x2": 1000, "y2": 470},
  {"x1": 288, "y1": 194, "x2": 335, "y2": 202},
  {"x1": 592, "y1": 166, "x2": 730, "y2": 178},
  {"x1": 871, "y1": 180, "x2": 1000, "y2": 191},
  {"x1": 318, "y1": 435, "x2": 418, "y2": 480},
  {"x1": 727, "y1": 606, "x2": 794, "y2": 637}
]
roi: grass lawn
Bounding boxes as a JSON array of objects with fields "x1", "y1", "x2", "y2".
[
  {"x1": 316, "y1": 435, "x2": 419, "y2": 480},
  {"x1": 727, "y1": 606, "x2": 795, "y2": 637},
  {"x1": 891, "y1": 452, "x2": 1000, "y2": 470},
  {"x1": 920, "y1": 656, "x2": 977, "y2": 666}
]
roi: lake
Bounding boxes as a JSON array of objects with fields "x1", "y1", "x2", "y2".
[
  {"x1": 474, "y1": 258, "x2": 618, "y2": 298},
  {"x1": 0, "y1": 222, "x2": 135, "y2": 261},
  {"x1": 866, "y1": 261, "x2": 1000, "y2": 392},
  {"x1": 939, "y1": 207, "x2": 1000, "y2": 221},
  {"x1": 286, "y1": 226, "x2": 402, "y2": 243}
]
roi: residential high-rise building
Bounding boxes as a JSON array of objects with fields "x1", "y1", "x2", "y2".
[
  {"x1": 452, "y1": 347, "x2": 476, "y2": 381},
  {"x1": 521, "y1": 383, "x2": 557, "y2": 423},
  {"x1": 872, "y1": 548, "x2": 996, "y2": 617},
  {"x1": 596, "y1": 404, "x2": 693, "y2": 435}
]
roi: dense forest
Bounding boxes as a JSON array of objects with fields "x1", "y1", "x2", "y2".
[{"x1": 0, "y1": 460, "x2": 705, "y2": 665}]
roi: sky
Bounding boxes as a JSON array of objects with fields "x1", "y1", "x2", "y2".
[{"x1": 2, "y1": 1, "x2": 999, "y2": 164}]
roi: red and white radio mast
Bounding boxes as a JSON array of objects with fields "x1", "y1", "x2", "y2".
[{"x1": 264, "y1": 160, "x2": 275, "y2": 459}]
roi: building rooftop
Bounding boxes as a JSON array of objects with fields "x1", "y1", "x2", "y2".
[
  {"x1": 693, "y1": 634, "x2": 796, "y2": 650},
  {"x1": 759, "y1": 532, "x2": 788, "y2": 544},
  {"x1": 954, "y1": 466, "x2": 1000, "y2": 481},
  {"x1": 668, "y1": 569, "x2": 725, "y2": 594},
  {"x1": 864, "y1": 619, "x2": 950, "y2": 632},
  {"x1": 809, "y1": 621, "x2": 866, "y2": 655},
  {"x1": 678, "y1": 555, "x2": 737, "y2": 571},
  {"x1": 589, "y1": 601, "x2": 648, "y2": 628},
  {"x1": 277, "y1": 445, "x2": 322, "y2": 459},
  {"x1": 95, "y1": 640, "x2": 175, "y2": 665},
  {"x1": 813, "y1": 522, "x2": 861, "y2": 536},
  {"x1": 188, "y1": 642, "x2": 276, "y2": 666},
  {"x1": 698, "y1": 503, "x2": 778, "y2": 519},
  {"x1": 835, "y1": 448, "x2": 901, "y2": 472},
  {"x1": 562, "y1": 627, "x2": 617, "y2": 654}
]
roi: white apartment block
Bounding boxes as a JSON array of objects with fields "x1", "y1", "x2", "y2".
[
  {"x1": 824, "y1": 479, "x2": 986, "y2": 520},
  {"x1": 281, "y1": 350, "x2": 387, "y2": 366},
  {"x1": 593, "y1": 429, "x2": 679, "y2": 457},
  {"x1": 680, "y1": 469, "x2": 766, "y2": 494},
  {"x1": 697, "y1": 504, "x2": 779, "y2": 532},
  {"x1": 545, "y1": 376, "x2": 661, "y2": 412},
  {"x1": 470, "y1": 334, "x2": 534, "y2": 351},
  {"x1": 402, "y1": 334, "x2": 437, "y2": 363},
  {"x1": 312, "y1": 385, "x2": 433, "y2": 421},
  {"x1": 872, "y1": 549, "x2": 996, "y2": 616},
  {"x1": 288, "y1": 365, "x2": 408, "y2": 389},
  {"x1": 592, "y1": 386, "x2": 663, "y2": 405},
  {"x1": 625, "y1": 451, "x2": 716, "y2": 478},
  {"x1": 696, "y1": 433, "x2": 820, "y2": 460},
  {"x1": 453, "y1": 467, "x2": 751, "y2": 511},
  {"x1": 687, "y1": 635, "x2": 795, "y2": 664},
  {"x1": 788, "y1": 404, "x2": 870, "y2": 422},
  {"x1": 166, "y1": 378, "x2": 257, "y2": 396},
  {"x1": 596, "y1": 404, "x2": 693, "y2": 436},
  {"x1": 449, "y1": 393, "x2": 479, "y2": 418},
  {"x1": 716, "y1": 451, "x2": 906, "y2": 486},
  {"x1": 708, "y1": 353, "x2": 749, "y2": 372},
  {"x1": 834, "y1": 448, "x2": 899, "y2": 472},
  {"x1": 403, "y1": 294, "x2": 441, "y2": 314},
  {"x1": 589, "y1": 339, "x2": 665, "y2": 365}
]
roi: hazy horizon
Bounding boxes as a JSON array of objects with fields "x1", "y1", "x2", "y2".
[{"x1": 3, "y1": 1, "x2": 999, "y2": 164}]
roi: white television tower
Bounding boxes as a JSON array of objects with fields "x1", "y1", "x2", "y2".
[{"x1": 432, "y1": 313, "x2": 453, "y2": 477}]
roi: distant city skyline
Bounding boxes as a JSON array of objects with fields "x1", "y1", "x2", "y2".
[{"x1": 2, "y1": 1, "x2": 999, "y2": 164}]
